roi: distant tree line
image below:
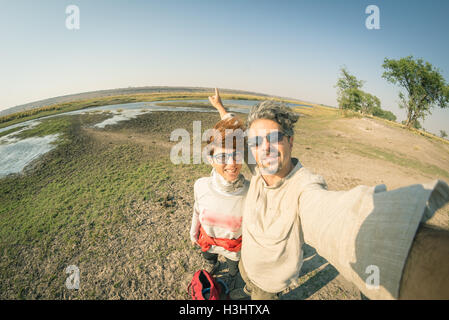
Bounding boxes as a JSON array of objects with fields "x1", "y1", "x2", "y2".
[
  {"x1": 0, "y1": 104, "x2": 63, "y2": 124},
  {"x1": 335, "y1": 67, "x2": 396, "y2": 122},
  {"x1": 440, "y1": 130, "x2": 448, "y2": 139}
]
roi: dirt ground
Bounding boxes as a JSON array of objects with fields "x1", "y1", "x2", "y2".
[
  {"x1": 81, "y1": 110, "x2": 449, "y2": 300},
  {"x1": 296, "y1": 116, "x2": 449, "y2": 229},
  {"x1": 1, "y1": 109, "x2": 448, "y2": 300}
]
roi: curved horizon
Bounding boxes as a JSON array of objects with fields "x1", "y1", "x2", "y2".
[
  {"x1": 1, "y1": 0, "x2": 448, "y2": 135},
  {"x1": 0, "y1": 85, "x2": 324, "y2": 114}
]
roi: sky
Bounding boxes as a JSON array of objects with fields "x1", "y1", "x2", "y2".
[{"x1": 1, "y1": 0, "x2": 449, "y2": 135}]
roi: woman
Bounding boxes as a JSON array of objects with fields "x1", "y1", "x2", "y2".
[{"x1": 189, "y1": 115, "x2": 249, "y2": 290}]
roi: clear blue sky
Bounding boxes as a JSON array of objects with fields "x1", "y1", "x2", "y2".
[{"x1": 1, "y1": 0, "x2": 448, "y2": 134}]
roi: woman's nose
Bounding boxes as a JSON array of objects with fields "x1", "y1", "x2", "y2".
[{"x1": 225, "y1": 156, "x2": 237, "y2": 165}]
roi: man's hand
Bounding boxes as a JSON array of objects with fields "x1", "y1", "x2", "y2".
[{"x1": 208, "y1": 88, "x2": 228, "y2": 119}]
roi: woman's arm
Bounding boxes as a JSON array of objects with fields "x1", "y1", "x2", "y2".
[
  {"x1": 208, "y1": 88, "x2": 232, "y2": 120},
  {"x1": 208, "y1": 87, "x2": 257, "y2": 174},
  {"x1": 189, "y1": 192, "x2": 201, "y2": 246}
]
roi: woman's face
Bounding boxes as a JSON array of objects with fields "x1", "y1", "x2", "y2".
[{"x1": 209, "y1": 146, "x2": 243, "y2": 182}]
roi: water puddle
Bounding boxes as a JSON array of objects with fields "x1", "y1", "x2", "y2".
[
  {"x1": 0, "y1": 133, "x2": 60, "y2": 178},
  {"x1": 92, "y1": 109, "x2": 151, "y2": 129},
  {"x1": 0, "y1": 121, "x2": 41, "y2": 145}
]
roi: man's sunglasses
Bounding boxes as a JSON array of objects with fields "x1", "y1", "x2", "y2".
[
  {"x1": 211, "y1": 151, "x2": 244, "y2": 164},
  {"x1": 247, "y1": 131, "x2": 286, "y2": 148}
]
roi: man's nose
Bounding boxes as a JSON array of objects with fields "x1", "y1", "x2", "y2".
[{"x1": 260, "y1": 136, "x2": 272, "y2": 152}]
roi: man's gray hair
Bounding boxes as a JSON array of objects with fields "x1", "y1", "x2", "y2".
[{"x1": 247, "y1": 100, "x2": 300, "y2": 136}]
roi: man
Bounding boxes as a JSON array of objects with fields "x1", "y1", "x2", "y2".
[{"x1": 208, "y1": 88, "x2": 449, "y2": 300}]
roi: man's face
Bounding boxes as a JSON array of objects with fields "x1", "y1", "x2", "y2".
[{"x1": 248, "y1": 119, "x2": 293, "y2": 175}]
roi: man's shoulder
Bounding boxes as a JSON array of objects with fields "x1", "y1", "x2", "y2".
[{"x1": 290, "y1": 166, "x2": 327, "y2": 189}]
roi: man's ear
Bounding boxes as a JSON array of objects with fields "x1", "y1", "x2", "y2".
[{"x1": 288, "y1": 136, "x2": 294, "y2": 148}]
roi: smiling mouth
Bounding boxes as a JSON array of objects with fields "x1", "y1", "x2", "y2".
[{"x1": 225, "y1": 168, "x2": 238, "y2": 174}]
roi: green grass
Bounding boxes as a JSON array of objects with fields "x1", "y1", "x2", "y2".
[
  {"x1": 1, "y1": 100, "x2": 448, "y2": 298},
  {"x1": 0, "y1": 125, "x2": 27, "y2": 139},
  {"x1": 0, "y1": 111, "x2": 214, "y2": 298},
  {"x1": 0, "y1": 143, "x2": 168, "y2": 248},
  {"x1": 349, "y1": 143, "x2": 449, "y2": 180},
  {"x1": 13, "y1": 117, "x2": 72, "y2": 141}
]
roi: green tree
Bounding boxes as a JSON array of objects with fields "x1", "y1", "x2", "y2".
[
  {"x1": 335, "y1": 67, "x2": 397, "y2": 121},
  {"x1": 401, "y1": 119, "x2": 421, "y2": 130},
  {"x1": 336, "y1": 67, "x2": 364, "y2": 92},
  {"x1": 372, "y1": 107, "x2": 397, "y2": 122},
  {"x1": 440, "y1": 130, "x2": 448, "y2": 139},
  {"x1": 338, "y1": 87, "x2": 364, "y2": 111},
  {"x1": 336, "y1": 67, "x2": 364, "y2": 111},
  {"x1": 360, "y1": 91, "x2": 381, "y2": 115},
  {"x1": 382, "y1": 56, "x2": 449, "y2": 128}
]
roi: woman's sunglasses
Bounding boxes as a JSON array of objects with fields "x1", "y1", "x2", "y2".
[
  {"x1": 247, "y1": 131, "x2": 286, "y2": 148},
  {"x1": 211, "y1": 151, "x2": 244, "y2": 164}
]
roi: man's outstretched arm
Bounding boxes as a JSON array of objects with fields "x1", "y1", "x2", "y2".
[{"x1": 298, "y1": 173, "x2": 449, "y2": 300}]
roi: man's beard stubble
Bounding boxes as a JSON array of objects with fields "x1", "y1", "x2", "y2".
[{"x1": 258, "y1": 150, "x2": 282, "y2": 175}]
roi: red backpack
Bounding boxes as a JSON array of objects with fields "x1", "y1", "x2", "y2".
[{"x1": 187, "y1": 269, "x2": 229, "y2": 300}]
